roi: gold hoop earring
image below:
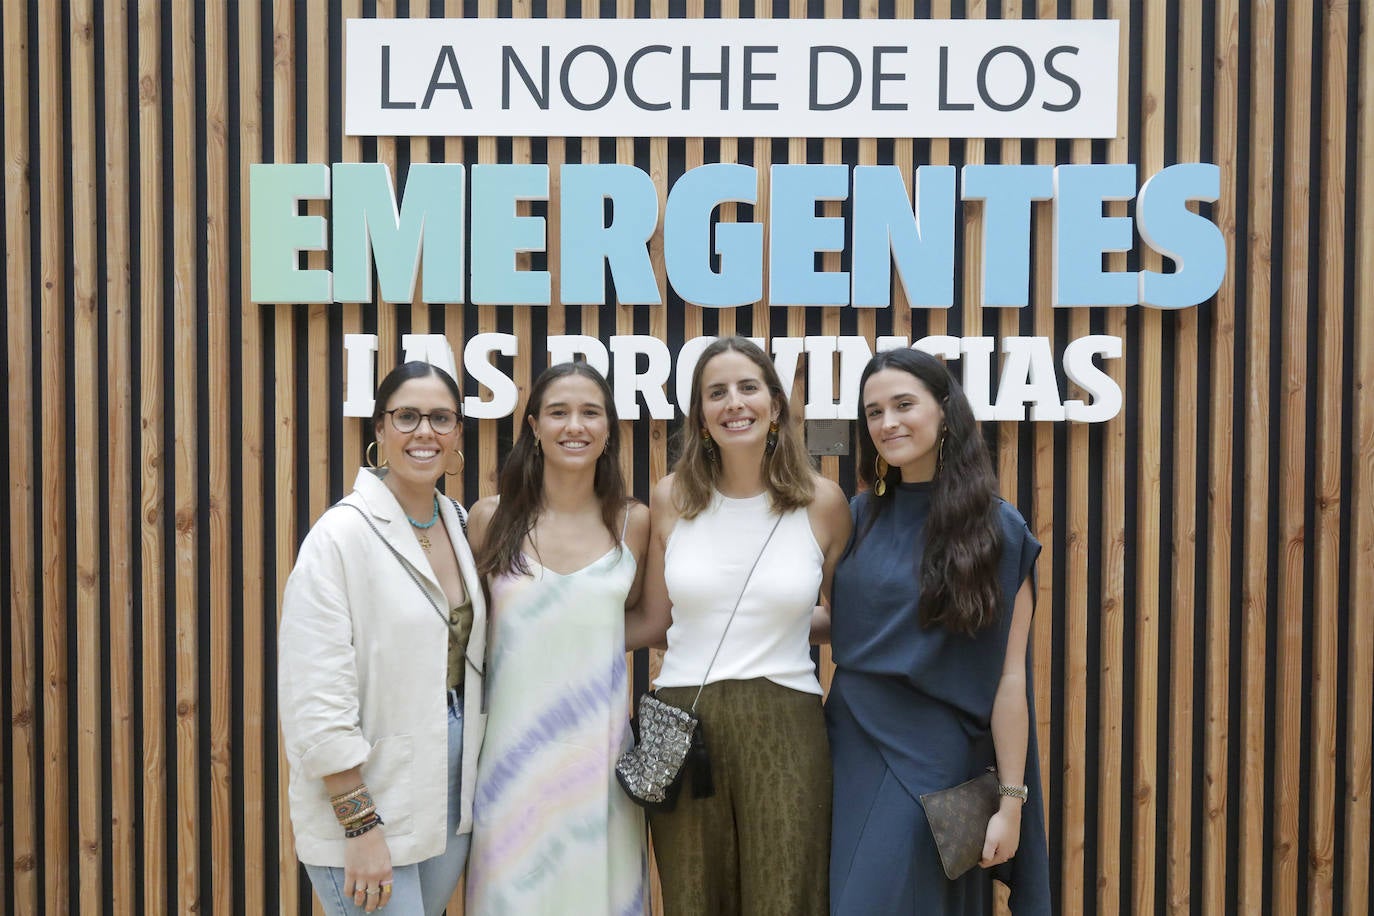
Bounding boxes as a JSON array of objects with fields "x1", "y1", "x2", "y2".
[
  {"x1": 765, "y1": 419, "x2": 779, "y2": 453},
  {"x1": 874, "y1": 455, "x2": 889, "y2": 497},
  {"x1": 445, "y1": 449, "x2": 465, "y2": 476},
  {"x1": 366, "y1": 441, "x2": 387, "y2": 469},
  {"x1": 937, "y1": 433, "x2": 946, "y2": 474}
]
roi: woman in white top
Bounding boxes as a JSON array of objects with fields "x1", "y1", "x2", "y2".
[
  {"x1": 278, "y1": 361, "x2": 487, "y2": 915},
  {"x1": 631, "y1": 336, "x2": 851, "y2": 916}
]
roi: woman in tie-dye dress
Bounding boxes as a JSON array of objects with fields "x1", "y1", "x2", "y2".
[{"x1": 465, "y1": 362, "x2": 649, "y2": 915}]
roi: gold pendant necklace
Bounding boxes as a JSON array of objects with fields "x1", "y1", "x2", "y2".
[{"x1": 406, "y1": 496, "x2": 440, "y2": 552}]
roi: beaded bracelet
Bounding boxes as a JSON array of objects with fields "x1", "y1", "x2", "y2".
[
  {"x1": 339, "y1": 804, "x2": 377, "y2": 830},
  {"x1": 344, "y1": 813, "x2": 384, "y2": 839},
  {"x1": 329, "y1": 784, "x2": 370, "y2": 805},
  {"x1": 332, "y1": 788, "x2": 376, "y2": 826}
]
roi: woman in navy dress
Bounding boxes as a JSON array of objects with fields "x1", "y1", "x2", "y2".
[{"x1": 827, "y1": 348, "x2": 1051, "y2": 915}]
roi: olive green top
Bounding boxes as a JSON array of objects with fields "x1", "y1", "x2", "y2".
[{"x1": 447, "y1": 599, "x2": 474, "y2": 692}]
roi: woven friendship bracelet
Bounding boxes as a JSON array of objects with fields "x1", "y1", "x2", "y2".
[
  {"x1": 332, "y1": 791, "x2": 376, "y2": 825},
  {"x1": 339, "y1": 804, "x2": 377, "y2": 829},
  {"x1": 329, "y1": 784, "x2": 370, "y2": 806}
]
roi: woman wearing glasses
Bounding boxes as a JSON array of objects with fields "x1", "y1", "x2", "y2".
[{"x1": 279, "y1": 361, "x2": 487, "y2": 915}]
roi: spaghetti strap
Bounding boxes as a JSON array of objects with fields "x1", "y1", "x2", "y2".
[{"x1": 619, "y1": 503, "x2": 632, "y2": 543}]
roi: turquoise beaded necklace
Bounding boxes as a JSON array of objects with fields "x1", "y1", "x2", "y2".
[{"x1": 406, "y1": 496, "x2": 440, "y2": 551}]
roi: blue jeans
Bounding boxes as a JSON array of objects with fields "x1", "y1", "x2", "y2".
[{"x1": 306, "y1": 700, "x2": 470, "y2": 916}]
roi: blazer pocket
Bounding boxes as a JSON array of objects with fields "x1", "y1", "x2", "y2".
[{"x1": 364, "y1": 734, "x2": 415, "y2": 837}]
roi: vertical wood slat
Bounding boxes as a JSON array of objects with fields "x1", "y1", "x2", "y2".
[
  {"x1": 1168, "y1": 1, "x2": 1204, "y2": 910},
  {"x1": 512, "y1": 0, "x2": 535, "y2": 444},
  {"x1": 854, "y1": 0, "x2": 878, "y2": 735},
  {"x1": 70, "y1": 0, "x2": 104, "y2": 910},
  {"x1": 1134, "y1": 3, "x2": 1167, "y2": 912},
  {"x1": 204, "y1": 1, "x2": 235, "y2": 913},
  {"x1": 171, "y1": 0, "x2": 201, "y2": 906},
  {"x1": 818, "y1": 7, "x2": 843, "y2": 696},
  {"x1": 272, "y1": 309, "x2": 299, "y2": 915},
  {"x1": 271, "y1": 0, "x2": 300, "y2": 908},
  {"x1": 1348, "y1": 1, "x2": 1374, "y2": 906},
  {"x1": 307, "y1": 0, "x2": 330, "y2": 525},
  {"x1": 37, "y1": 0, "x2": 71, "y2": 909},
  {"x1": 1272, "y1": 2, "x2": 1315, "y2": 909},
  {"x1": 236, "y1": 0, "x2": 268, "y2": 908},
  {"x1": 1203, "y1": 0, "x2": 1241, "y2": 911},
  {"x1": 310, "y1": 8, "x2": 339, "y2": 916},
  {"x1": 102, "y1": 0, "x2": 139, "y2": 907},
  {"x1": 304, "y1": 43, "x2": 330, "y2": 906},
  {"x1": 136, "y1": 1, "x2": 168, "y2": 910},
  {"x1": 1308, "y1": 1, "x2": 1349, "y2": 909},
  {"x1": 617, "y1": 129, "x2": 636, "y2": 509},
  {"x1": 3, "y1": 0, "x2": 37, "y2": 910},
  {"x1": 733, "y1": 0, "x2": 769, "y2": 344},
  {"x1": 340, "y1": 0, "x2": 364, "y2": 525},
  {"x1": 923, "y1": 0, "x2": 950, "y2": 345},
  {"x1": 1239, "y1": 0, "x2": 1277, "y2": 909},
  {"x1": 1093, "y1": 7, "x2": 1132, "y2": 915},
  {"x1": 372, "y1": 0, "x2": 398, "y2": 449}
]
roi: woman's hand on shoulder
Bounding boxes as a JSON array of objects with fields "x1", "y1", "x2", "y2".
[{"x1": 465, "y1": 495, "x2": 499, "y2": 557}]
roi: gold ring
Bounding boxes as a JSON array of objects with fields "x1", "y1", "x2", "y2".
[{"x1": 365, "y1": 888, "x2": 379, "y2": 895}]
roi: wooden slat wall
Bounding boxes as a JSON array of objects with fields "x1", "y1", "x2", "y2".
[{"x1": 2, "y1": 3, "x2": 1371, "y2": 914}]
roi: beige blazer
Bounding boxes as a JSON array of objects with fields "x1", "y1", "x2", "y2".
[{"x1": 278, "y1": 469, "x2": 488, "y2": 867}]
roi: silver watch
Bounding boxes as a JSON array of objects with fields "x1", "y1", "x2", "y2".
[{"x1": 998, "y1": 783, "x2": 1029, "y2": 802}]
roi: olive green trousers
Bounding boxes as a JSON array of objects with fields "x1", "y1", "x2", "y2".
[{"x1": 648, "y1": 678, "x2": 831, "y2": 916}]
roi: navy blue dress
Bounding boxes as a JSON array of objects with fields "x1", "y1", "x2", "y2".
[{"x1": 827, "y1": 482, "x2": 1051, "y2": 915}]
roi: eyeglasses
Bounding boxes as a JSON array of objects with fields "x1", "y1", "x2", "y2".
[{"x1": 384, "y1": 407, "x2": 460, "y2": 435}]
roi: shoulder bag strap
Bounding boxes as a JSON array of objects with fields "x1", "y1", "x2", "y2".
[{"x1": 448, "y1": 496, "x2": 467, "y2": 532}]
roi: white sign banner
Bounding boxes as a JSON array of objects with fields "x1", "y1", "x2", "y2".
[{"x1": 345, "y1": 18, "x2": 1119, "y2": 139}]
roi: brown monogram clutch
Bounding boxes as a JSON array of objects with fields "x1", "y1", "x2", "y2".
[{"x1": 918, "y1": 770, "x2": 1001, "y2": 881}]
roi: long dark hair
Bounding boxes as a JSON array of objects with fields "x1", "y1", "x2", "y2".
[
  {"x1": 671, "y1": 336, "x2": 814, "y2": 518},
  {"x1": 853, "y1": 348, "x2": 1002, "y2": 636},
  {"x1": 477, "y1": 361, "x2": 627, "y2": 579}
]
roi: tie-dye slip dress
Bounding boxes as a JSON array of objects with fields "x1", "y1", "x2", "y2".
[{"x1": 465, "y1": 541, "x2": 648, "y2": 916}]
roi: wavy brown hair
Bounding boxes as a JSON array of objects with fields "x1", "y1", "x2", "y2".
[
  {"x1": 671, "y1": 336, "x2": 815, "y2": 519},
  {"x1": 477, "y1": 362, "x2": 627, "y2": 580},
  {"x1": 852, "y1": 348, "x2": 1002, "y2": 636}
]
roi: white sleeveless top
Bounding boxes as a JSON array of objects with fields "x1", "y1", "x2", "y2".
[{"x1": 656, "y1": 491, "x2": 824, "y2": 696}]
